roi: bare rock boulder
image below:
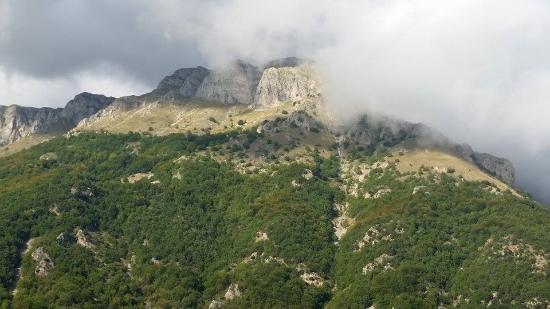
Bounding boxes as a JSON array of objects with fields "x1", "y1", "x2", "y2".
[{"x1": 31, "y1": 247, "x2": 54, "y2": 277}]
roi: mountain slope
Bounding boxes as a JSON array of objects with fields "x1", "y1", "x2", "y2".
[
  {"x1": 0, "y1": 58, "x2": 545, "y2": 308},
  {"x1": 0, "y1": 126, "x2": 547, "y2": 308}
]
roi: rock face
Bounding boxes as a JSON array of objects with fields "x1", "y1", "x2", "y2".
[
  {"x1": 449, "y1": 144, "x2": 515, "y2": 184},
  {"x1": 254, "y1": 64, "x2": 320, "y2": 107},
  {"x1": 258, "y1": 111, "x2": 325, "y2": 134},
  {"x1": 0, "y1": 92, "x2": 114, "y2": 145},
  {"x1": 152, "y1": 66, "x2": 210, "y2": 99},
  {"x1": 109, "y1": 58, "x2": 317, "y2": 108},
  {"x1": 195, "y1": 60, "x2": 260, "y2": 105},
  {"x1": 0, "y1": 105, "x2": 63, "y2": 145},
  {"x1": 470, "y1": 151, "x2": 515, "y2": 185},
  {"x1": 62, "y1": 92, "x2": 116, "y2": 125}
]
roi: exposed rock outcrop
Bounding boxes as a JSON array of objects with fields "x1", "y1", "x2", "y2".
[
  {"x1": 126, "y1": 172, "x2": 154, "y2": 184},
  {"x1": 446, "y1": 144, "x2": 515, "y2": 184},
  {"x1": 39, "y1": 152, "x2": 58, "y2": 161},
  {"x1": 0, "y1": 92, "x2": 114, "y2": 145},
  {"x1": 257, "y1": 111, "x2": 325, "y2": 134},
  {"x1": 0, "y1": 105, "x2": 62, "y2": 145},
  {"x1": 209, "y1": 283, "x2": 242, "y2": 308},
  {"x1": 153, "y1": 66, "x2": 210, "y2": 99},
  {"x1": 196, "y1": 60, "x2": 260, "y2": 105},
  {"x1": 70, "y1": 186, "x2": 94, "y2": 198},
  {"x1": 300, "y1": 272, "x2": 324, "y2": 287},
  {"x1": 470, "y1": 151, "x2": 515, "y2": 185},
  {"x1": 75, "y1": 228, "x2": 95, "y2": 250},
  {"x1": 31, "y1": 247, "x2": 54, "y2": 277},
  {"x1": 362, "y1": 254, "x2": 393, "y2": 274},
  {"x1": 333, "y1": 203, "x2": 354, "y2": 241},
  {"x1": 152, "y1": 57, "x2": 319, "y2": 107},
  {"x1": 255, "y1": 231, "x2": 269, "y2": 242},
  {"x1": 62, "y1": 92, "x2": 116, "y2": 125},
  {"x1": 254, "y1": 63, "x2": 320, "y2": 107},
  {"x1": 341, "y1": 114, "x2": 427, "y2": 153}
]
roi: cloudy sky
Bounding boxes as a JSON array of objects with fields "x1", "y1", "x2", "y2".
[{"x1": 1, "y1": 0, "x2": 549, "y2": 203}]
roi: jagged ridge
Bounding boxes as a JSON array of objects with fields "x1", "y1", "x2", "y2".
[{"x1": 0, "y1": 93, "x2": 114, "y2": 146}]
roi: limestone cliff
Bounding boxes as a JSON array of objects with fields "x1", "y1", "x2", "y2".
[
  {"x1": 151, "y1": 66, "x2": 210, "y2": 99},
  {"x1": 464, "y1": 147, "x2": 515, "y2": 185},
  {"x1": 0, "y1": 92, "x2": 114, "y2": 145},
  {"x1": 254, "y1": 64, "x2": 321, "y2": 108},
  {"x1": 195, "y1": 60, "x2": 260, "y2": 105}
]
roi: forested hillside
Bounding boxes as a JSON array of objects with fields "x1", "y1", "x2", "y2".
[{"x1": 0, "y1": 127, "x2": 549, "y2": 308}]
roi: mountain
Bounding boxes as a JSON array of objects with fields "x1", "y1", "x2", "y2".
[
  {"x1": 0, "y1": 92, "x2": 115, "y2": 146},
  {"x1": 0, "y1": 58, "x2": 547, "y2": 308},
  {"x1": 144, "y1": 57, "x2": 317, "y2": 107},
  {"x1": 74, "y1": 58, "x2": 514, "y2": 185}
]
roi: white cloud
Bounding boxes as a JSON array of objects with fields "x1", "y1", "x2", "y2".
[
  {"x1": 139, "y1": 0, "x2": 334, "y2": 67},
  {"x1": 73, "y1": 64, "x2": 150, "y2": 98},
  {"x1": 0, "y1": 65, "x2": 149, "y2": 107},
  {"x1": 0, "y1": 67, "x2": 74, "y2": 107}
]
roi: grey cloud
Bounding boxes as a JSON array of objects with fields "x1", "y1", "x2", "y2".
[{"x1": 0, "y1": 0, "x2": 203, "y2": 86}]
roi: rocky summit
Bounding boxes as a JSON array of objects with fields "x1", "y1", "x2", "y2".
[
  {"x1": 132, "y1": 57, "x2": 319, "y2": 107},
  {"x1": 1, "y1": 57, "x2": 546, "y2": 309}
]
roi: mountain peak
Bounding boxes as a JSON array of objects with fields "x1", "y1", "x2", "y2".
[
  {"x1": 62, "y1": 92, "x2": 116, "y2": 125},
  {"x1": 154, "y1": 66, "x2": 210, "y2": 98},
  {"x1": 146, "y1": 57, "x2": 316, "y2": 106}
]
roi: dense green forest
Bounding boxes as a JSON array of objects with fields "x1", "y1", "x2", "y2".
[{"x1": 0, "y1": 130, "x2": 549, "y2": 308}]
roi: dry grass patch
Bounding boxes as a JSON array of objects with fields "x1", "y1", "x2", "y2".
[
  {"x1": 76, "y1": 98, "x2": 321, "y2": 137},
  {"x1": 393, "y1": 149, "x2": 520, "y2": 197}
]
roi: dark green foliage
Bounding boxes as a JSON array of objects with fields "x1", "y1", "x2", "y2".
[
  {"x1": 328, "y1": 164, "x2": 550, "y2": 308},
  {"x1": 0, "y1": 131, "x2": 548, "y2": 308},
  {"x1": 0, "y1": 132, "x2": 337, "y2": 307}
]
